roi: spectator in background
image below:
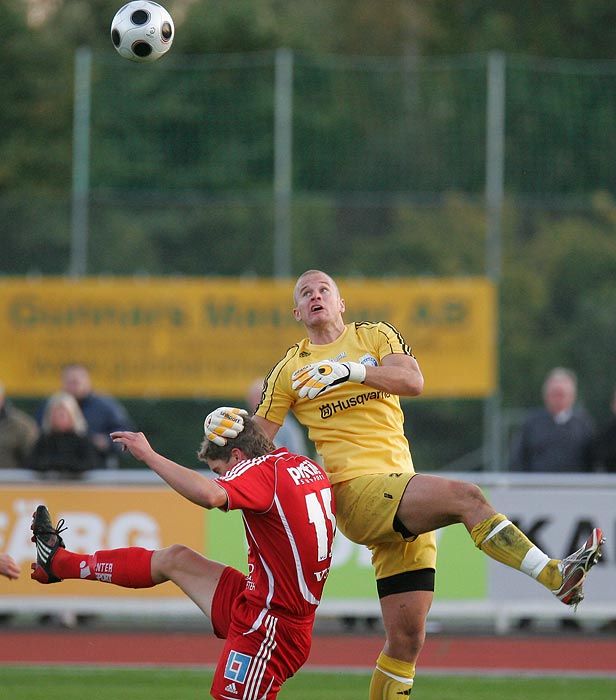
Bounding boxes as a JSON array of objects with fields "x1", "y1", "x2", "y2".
[
  {"x1": 28, "y1": 392, "x2": 103, "y2": 477},
  {"x1": 246, "y1": 376, "x2": 309, "y2": 456},
  {"x1": 593, "y1": 386, "x2": 616, "y2": 472},
  {"x1": 37, "y1": 364, "x2": 133, "y2": 468},
  {"x1": 0, "y1": 552, "x2": 20, "y2": 580},
  {"x1": 508, "y1": 367, "x2": 595, "y2": 631},
  {"x1": 509, "y1": 367, "x2": 595, "y2": 472},
  {"x1": 0, "y1": 382, "x2": 39, "y2": 470}
]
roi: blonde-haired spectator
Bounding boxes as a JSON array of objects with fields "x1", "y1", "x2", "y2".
[
  {"x1": 35, "y1": 364, "x2": 134, "y2": 469},
  {"x1": 41, "y1": 392, "x2": 87, "y2": 434},
  {"x1": 28, "y1": 391, "x2": 102, "y2": 477}
]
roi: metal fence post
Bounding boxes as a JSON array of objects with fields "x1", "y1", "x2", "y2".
[
  {"x1": 273, "y1": 48, "x2": 294, "y2": 278},
  {"x1": 484, "y1": 50, "x2": 506, "y2": 470},
  {"x1": 70, "y1": 46, "x2": 92, "y2": 278}
]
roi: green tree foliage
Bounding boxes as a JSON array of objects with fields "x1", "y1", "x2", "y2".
[
  {"x1": 0, "y1": 2, "x2": 70, "y2": 194},
  {"x1": 422, "y1": 0, "x2": 616, "y2": 59},
  {"x1": 501, "y1": 193, "x2": 616, "y2": 419},
  {"x1": 178, "y1": 1, "x2": 421, "y2": 56}
]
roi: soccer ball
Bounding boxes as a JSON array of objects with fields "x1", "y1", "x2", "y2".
[{"x1": 110, "y1": 1, "x2": 174, "y2": 63}]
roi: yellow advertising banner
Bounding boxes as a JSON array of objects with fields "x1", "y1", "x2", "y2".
[
  {"x1": 0, "y1": 484, "x2": 203, "y2": 599},
  {"x1": 0, "y1": 276, "x2": 496, "y2": 399}
]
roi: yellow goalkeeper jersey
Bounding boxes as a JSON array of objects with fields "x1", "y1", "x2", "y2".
[{"x1": 256, "y1": 321, "x2": 416, "y2": 484}]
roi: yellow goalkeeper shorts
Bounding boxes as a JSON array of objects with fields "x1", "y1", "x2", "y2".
[{"x1": 333, "y1": 473, "x2": 437, "y2": 580}]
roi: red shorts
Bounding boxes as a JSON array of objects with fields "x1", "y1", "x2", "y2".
[{"x1": 210, "y1": 566, "x2": 314, "y2": 700}]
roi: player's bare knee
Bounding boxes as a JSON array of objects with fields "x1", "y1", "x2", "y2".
[
  {"x1": 387, "y1": 623, "x2": 426, "y2": 660},
  {"x1": 156, "y1": 543, "x2": 191, "y2": 576},
  {"x1": 452, "y1": 481, "x2": 493, "y2": 525},
  {"x1": 443, "y1": 479, "x2": 489, "y2": 523},
  {"x1": 383, "y1": 601, "x2": 428, "y2": 658},
  {"x1": 467, "y1": 481, "x2": 488, "y2": 505},
  {"x1": 449, "y1": 480, "x2": 487, "y2": 508}
]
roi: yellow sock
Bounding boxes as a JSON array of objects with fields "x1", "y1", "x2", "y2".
[
  {"x1": 369, "y1": 652, "x2": 415, "y2": 699},
  {"x1": 470, "y1": 513, "x2": 562, "y2": 590}
]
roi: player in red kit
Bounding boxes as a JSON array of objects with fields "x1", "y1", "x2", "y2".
[{"x1": 30, "y1": 417, "x2": 336, "y2": 700}]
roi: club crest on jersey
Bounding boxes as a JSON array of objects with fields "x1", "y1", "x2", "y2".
[
  {"x1": 224, "y1": 650, "x2": 252, "y2": 684},
  {"x1": 359, "y1": 353, "x2": 378, "y2": 367}
]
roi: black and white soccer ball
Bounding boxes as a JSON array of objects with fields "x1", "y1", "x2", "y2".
[{"x1": 110, "y1": 1, "x2": 174, "y2": 63}]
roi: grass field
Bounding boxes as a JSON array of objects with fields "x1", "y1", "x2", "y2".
[{"x1": 1, "y1": 667, "x2": 616, "y2": 700}]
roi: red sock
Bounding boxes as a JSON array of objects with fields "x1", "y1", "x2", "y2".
[{"x1": 52, "y1": 547, "x2": 155, "y2": 588}]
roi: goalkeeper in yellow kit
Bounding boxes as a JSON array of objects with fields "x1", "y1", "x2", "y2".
[{"x1": 206, "y1": 269, "x2": 604, "y2": 698}]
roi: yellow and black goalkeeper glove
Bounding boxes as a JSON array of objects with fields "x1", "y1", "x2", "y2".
[{"x1": 292, "y1": 360, "x2": 366, "y2": 400}]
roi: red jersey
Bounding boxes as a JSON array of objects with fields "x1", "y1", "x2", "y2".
[{"x1": 215, "y1": 448, "x2": 336, "y2": 619}]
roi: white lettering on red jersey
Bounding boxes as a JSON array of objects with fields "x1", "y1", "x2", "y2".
[{"x1": 216, "y1": 448, "x2": 336, "y2": 618}]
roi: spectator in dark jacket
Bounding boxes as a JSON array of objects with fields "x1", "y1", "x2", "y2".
[
  {"x1": 36, "y1": 364, "x2": 133, "y2": 468},
  {"x1": 509, "y1": 367, "x2": 595, "y2": 472},
  {"x1": 29, "y1": 391, "x2": 102, "y2": 477}
]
